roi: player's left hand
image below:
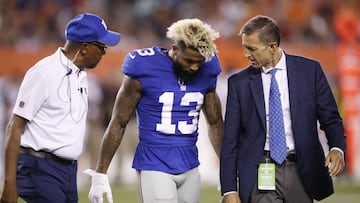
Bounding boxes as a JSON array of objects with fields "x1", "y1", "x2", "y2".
[
  {"x1": 325, "y1": 149, "x2": 345, "y2": 177},
  {"x1": 84, "y1": 169, "x2": 113, "y2": 203}
]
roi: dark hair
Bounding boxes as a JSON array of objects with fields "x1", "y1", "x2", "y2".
[
  {"x1": 176, "y1": 40, "x2": 197, "y2": 52},
  {"x1": 240, "y1": 15, "x2": 281, "y2": 46}
]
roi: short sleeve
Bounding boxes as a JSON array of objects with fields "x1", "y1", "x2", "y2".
[{"x1": 13, "y1": 70, "x2": 48, "y2": 121}]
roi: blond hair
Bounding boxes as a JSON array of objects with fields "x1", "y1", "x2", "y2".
[{"x1": 166, "y1": 18, "x2": 220, "y2": 61}]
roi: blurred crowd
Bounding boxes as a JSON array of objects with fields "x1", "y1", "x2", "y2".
[
  {"x1": 1, "y1": 0, "x2": 360, "y2": 186},
  {"x1": 1, "y1": 0, "x2": 360, "y2": 48}
]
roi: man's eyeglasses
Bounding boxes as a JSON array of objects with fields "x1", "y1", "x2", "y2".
[{"x1": 89, "y1": 41, "x2": 107, "y2": 55}]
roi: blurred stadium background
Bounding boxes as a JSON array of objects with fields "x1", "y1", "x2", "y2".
[{"x1": 1, "y1": 0, "x2": 360, "y2": 202}]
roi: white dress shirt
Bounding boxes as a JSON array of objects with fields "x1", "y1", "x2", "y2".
[{"x1": 261, "y1": 50, "x2": 295, "y2": 152}]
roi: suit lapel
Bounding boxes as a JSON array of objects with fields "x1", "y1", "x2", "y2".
[
  {"x1": 247, "y1": 54, "x2": 300, "y2": 132},
  {"x1": 249, "y1": 67, "x2": 266, "y2": 130},
  {"x1": 286, "y1": 54, "x2": 300, "y2": 124}
]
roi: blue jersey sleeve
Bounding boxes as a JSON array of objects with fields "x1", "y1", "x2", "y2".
[
  {"x1": 122, "y1": 49, "x2": 147, "y2": 78},
  {"x1": 197, "y1": 54, "x2": 222, "y2": 92}
]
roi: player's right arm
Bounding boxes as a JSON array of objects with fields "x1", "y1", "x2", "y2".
[
  {"x1": 95, "y1": 75, "x2": 142, "y2": 173},
  {"x1": 86, "y1": 49, "x2": 148, "y2": 203},
  {"x1": 86, "y1": 75, "x2": 142, "y2": 202},
  {"x1": 1, "y1": 115, "x2": 28, "y2": 203}
]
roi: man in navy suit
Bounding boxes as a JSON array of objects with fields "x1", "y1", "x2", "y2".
[{"x1": 220, "y1": 15, "x2": 346, "y2": 203}]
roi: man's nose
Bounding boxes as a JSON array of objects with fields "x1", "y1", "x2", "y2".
[
  {"x1": 244, "y1": 49, "x2": 251, "y2": 58},
  {"x1": 189, "y1": 64, "x2": 200, "y2": 71}
]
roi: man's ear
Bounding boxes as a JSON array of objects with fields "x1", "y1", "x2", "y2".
[
  {"x1": 80, "y1": 43, "x2": 89, "y2": 54},
  {"x1": 268, "y1": 42, "x2": 278, "y2": 55},
  {"x1": 172, "y1": 44, "x2": 178, "y2": 52},
  {"x1": 270, "y1": 42, "x2": 278, "y2": 48}
]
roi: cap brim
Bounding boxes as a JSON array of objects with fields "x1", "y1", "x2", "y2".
[{"x1": 98, "y1": 30, "x2": 121, "y2": 46}]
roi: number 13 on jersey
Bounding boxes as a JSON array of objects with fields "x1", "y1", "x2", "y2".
[{"x1": 156, "y1": 91, "x2": 204, "y2": 135}]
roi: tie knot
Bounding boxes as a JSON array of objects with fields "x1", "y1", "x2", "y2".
[{"x1": 270, "y1": 68, "x2": 278, "y2": 76}]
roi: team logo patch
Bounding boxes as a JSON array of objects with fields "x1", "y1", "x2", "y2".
[{"x1": 19, "y1": 101, "x2": 25, "y2": 108}]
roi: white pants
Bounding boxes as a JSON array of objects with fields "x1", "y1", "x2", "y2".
[{"x1": 138, "y1": 167, "x2": 201, "y2": 203}]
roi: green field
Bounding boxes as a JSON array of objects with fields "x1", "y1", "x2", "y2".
[
  {"x1": 14, "y1": 180, "x2": 360, "y2": 203},
  {"x1": 78, "y1": 185, "x2": 221, "y2": 203}
]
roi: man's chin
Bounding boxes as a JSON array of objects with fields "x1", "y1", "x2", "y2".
[
  {"x1": 251, "y1": 63, "x2": 261, "y2": 68},
  {"x1": 85, "y1": 63, "x2": 97, "y2": 69}
]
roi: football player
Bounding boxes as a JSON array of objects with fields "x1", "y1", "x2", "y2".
[{"x1": 85, "y1": 18, "x2": 224, "y2": 203}]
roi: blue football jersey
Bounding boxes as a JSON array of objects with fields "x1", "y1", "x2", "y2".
[{"x1": 122, "y1": 46, "x2": 221, "y2": 174}]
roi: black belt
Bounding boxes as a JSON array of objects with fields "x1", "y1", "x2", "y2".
[
  {"x1": 19, "y1": 147, "x2": 76, "y2": 165},
  {"x1": 264, "y1": 150, "x2": 297, "y2": 162}
]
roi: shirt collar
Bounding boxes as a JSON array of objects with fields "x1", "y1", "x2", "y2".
[{"x1": 261, "y1": 48, "x2": 286, "y2": 74}]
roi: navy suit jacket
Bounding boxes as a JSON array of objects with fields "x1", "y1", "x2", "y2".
[{"x1": 220, "y1": 53, "x2": 346, "y2": 203}]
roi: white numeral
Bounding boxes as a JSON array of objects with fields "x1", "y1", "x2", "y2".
[
  {"x1": 156, "y1": 92, "x2": 176, "y2": 134},
  {"x1": 156, "y1": 92, "x2": 203, "y2": 134},
  {"x1": 136, "y1": 48, "x2": 155, "y2": 56}
]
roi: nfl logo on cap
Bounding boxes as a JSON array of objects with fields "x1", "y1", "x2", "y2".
[{"x1": 65, "y1": 13, "x2": 121, "y2": 46}]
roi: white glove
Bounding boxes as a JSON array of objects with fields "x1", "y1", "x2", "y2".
[{"x1": 84, "y1": 169, "x2": 113, "y2": 203}]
